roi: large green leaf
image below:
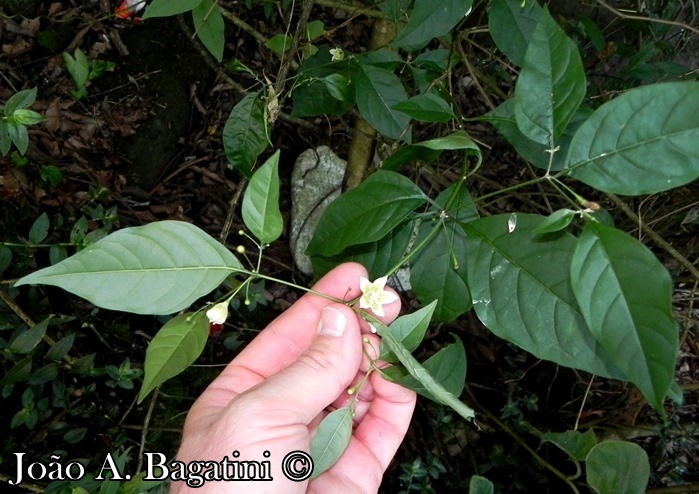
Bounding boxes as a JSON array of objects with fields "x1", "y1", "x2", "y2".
[
  {"x1": 488, "y1": 0, "x2": 542, "y2": 67},
  {"x1": 392, "y1": 0, "x2": 474, "y2": 51},
  {"x1": 586, "y1": 441, "x2": 649, "y2": 494},
  {"x1": 15, "y1": 221, "x2": 243, "y2": 315},
  {"x1": 306, "y1": 171, "x2": 427, "y2": 257},
  {"x1": 382, "y1": 130, "x2": 481, "y2": 171},
  {"x1": 570, "y1": 222, "x2": 677, "y2": 411},
  {"x1": 411, "y1": 185, "x2": 477, "y2": 322},
  {"x1": 292, "y1": 50, "x2": 354, "y2": 117},
  {"x1": 242, "y1": 150, "x2": 283, "y2": 245},
  {"x1": 310, "y1": 220, "x2": 414, "y2": 281},
  {"x1": 484, "y1": 98, "x2": 591, "y2": 171},
  {"x1": 138, "y1": 312, "x2": 209, "y2": 402},
  {"x1": 463, "y1": 214, "x2": 623, "y2": 379},
  {"x1": 565, "y1": 81, "x2": 699, "y2": 195},
  {"x1": 222, "y1": 92, "x2": 269, "y2": 178},
  {"x1": 514, "y1": 7, "x2": 586, "y2": 147},
  {"x1": 310, "y1": 406, "x2": 353, "y2": 479},
  {"x1": 142, "y1": 0, "x2": 203, "y2": 19},
  {"x1": 354, "y1": 62, "x2": 411, "y2": 142},
  {"x1": 383, "y1": 337, "x2": 467, "y2": 402},
  {"x1": 192, "y1": 0, "x2": 224, "y2": 62}
]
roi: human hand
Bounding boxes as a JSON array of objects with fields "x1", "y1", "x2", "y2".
[{"x1": 171, "y1": 262, "x2": 416, "y2": 493}]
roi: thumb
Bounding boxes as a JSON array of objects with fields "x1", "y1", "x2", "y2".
[{"x1": 247, "y1": 304, "x2": 362, "y2": 424}]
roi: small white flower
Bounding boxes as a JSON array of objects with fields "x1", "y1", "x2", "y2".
[
  {"x1": 359, "y1": 276, "x2": 399, "y2": 317},
  {"x1": 206, "y1": 301, "x2": 229, "y2": 325},
  {"x1": 329, "y1": 47, "x2": 344, "y2": 62}
]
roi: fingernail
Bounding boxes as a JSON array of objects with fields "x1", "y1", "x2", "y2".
[{"x1": 317, "y1": 307, "x2": 347, "y2": 337}]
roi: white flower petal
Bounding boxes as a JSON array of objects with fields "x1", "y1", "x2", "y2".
[{"x1": 205, "y1": 301, "x2": 229, "y2": 325}]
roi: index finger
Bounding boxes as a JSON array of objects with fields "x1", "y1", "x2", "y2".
[{"x1": 224, "y1": 263, "x2": 369, "y2": 377}]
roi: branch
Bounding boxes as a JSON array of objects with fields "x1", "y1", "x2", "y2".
[{"x1": 596, "y1": 0, "x2": 699, "y2": 36}]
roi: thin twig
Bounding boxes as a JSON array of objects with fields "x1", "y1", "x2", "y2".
[
  {"x1": 606, "y1": 193, "x2": 699, "y2": 281},
  {"x1": 0, "y1": 473, "x2": 43, "y2": 492},
  {"x1": 457, "y1": 40, "x2": 496, "y2": 110},
  {"x1": 218, "y1": 7, "x2": 268, "y2": 45},
  {"x1": 136, "y1": 387, "x2": 159, "y2": 473},
  {"x1": 274, "y1": 0, "x2": 314, "y2": 101},
  {"x1": 596, "y1": 0, "x2": 699, "y2": 35},
  {"x1": 221, "y1": 179, "x2": 247, "y2": 244},
  {"x1": 314, "y1": 0, "x2": 383, "y2": 18}
]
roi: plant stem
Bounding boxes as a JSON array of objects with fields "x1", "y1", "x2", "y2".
[{"x1": 478, "y1": 407, "x2": 581, "y2": 493}]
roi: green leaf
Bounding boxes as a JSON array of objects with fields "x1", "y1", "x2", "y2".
[
  {"x1": 311, "y1": 220, "x2": 414, "y2": 280},
  {"x1": 534, "y1": 209, "x2": 577, "y2": 234},
  {"x1": 382, "y1": 130, "x2": 481, "y2": 171},
  {"x1": 9, "y1": 318, "x2": 48, "y2": 354},
  {"x1": 393, "y1": 92, "x2": 455, "y2": 122},
  {"x1": 565, "y1": 81, "x2": 699, "y2": 195},
  {"x1": 380, "y1": 300, "x2": 437, "y2": 362},
  {"x1": 223, "y1": 92, "x2": 269, "y2": 178},
  {"x1": 45, "y1": 333, "x2": 75, "y2": 361},
  {"x1": 306, "y1": 20, "x2": 325, "y2": 40},
  {"x1": 28, "y1": 212, "x2": 49, "y2": 244},
  {"x1": 192, "y1": 0, "x2": 225, "y2": 62},
  {"x1": 483, "y1": 98, "x2": 592, "y2": 172},
  {"x1": 322, "y1": 74, "x2": 352, "y2": 102},
  {"x1": 514, "y1": 7, "x2": 586, "y2": 146},
  {"x1": 265, "y1": 34, "x2": 293, "y2": 54},
  {"x1": 49, "y1": 244, "x2": 67, "y2": 265},
  {"x1": 62, "y1": 49, "x2": 89, "y2": 89},
  {"x1": 292, "y1": 50, "x2": 354, "y2": 117},
  {"x1": 7, "y1": 123, "x2": 28, "y2": 155},
  {"x1": 541, "y1": 429, "x2": 597, "y2": 462},
  {"x1": 383, "y1": 337, "x2": 467, "y2": 402},
  {"x1": 4, "y1": 88, "x2": 38, "y2": 115},
  {"x1": 378, "y1": 0, "x2": 411, "y2": 23},
  {"x1": 310, "y1": 406, "x2": 353, "y2": 479},
  {"x1": 372, "y1": 317, "x2": 475, "y2": 421},
  {"x1": 392, "y1": 0, "x2": 474, "y2": 51},
  {"x1": 138, "y1": 312, "x2": 209, "y2": 402},
  {"x1": 12, "y1": 109, "x2": 45, "y2": 126},
  {"x1": 242, "y1": 150, "x2": 283, "y2": 245},
  {"x1": 469, "y1": 476, "x2": 494, "y2": 494},
  {"x1": 488, "y1": 0, "x2": 542, "y2": 67},
  {"x1": 15, "y1": 221, "x2": 243, "y2": 315},
  {"x1": 586, "y1": 441, "x2": 649, "y2": 494},
  {"x1": 354, "y1": 62, "x2": 411, "y2": 142},
  {"x1": 142, "y1": 0, "x2": 203, "y2": 19},
  {"x1": 464, "y1": 214, "x2": 624, "y2": 379},
  {"x1": 0, "y1": 357, "x2": 32, "y2": 385},
  {"x1": 410, "y1": 184, "x2": 478, "y2": 322},
  {"x1": 306, "y1": 171, "x2": 427, "y2": 257},
  {"x1": 0, "y1": 120, "x2": 11, "y2": 155},
  {"x1": 0, "y1": 245, "x2": 12, "y2": 273},
  {"x1": 64, "y1": 427, "x2": 87, "y2": 444},
  {"x1": 28, "y1": 362, "x2": 60, "y2": 385},
  {"x1": 570, "y1": 222, "x2": 677, "y2": 411}
]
